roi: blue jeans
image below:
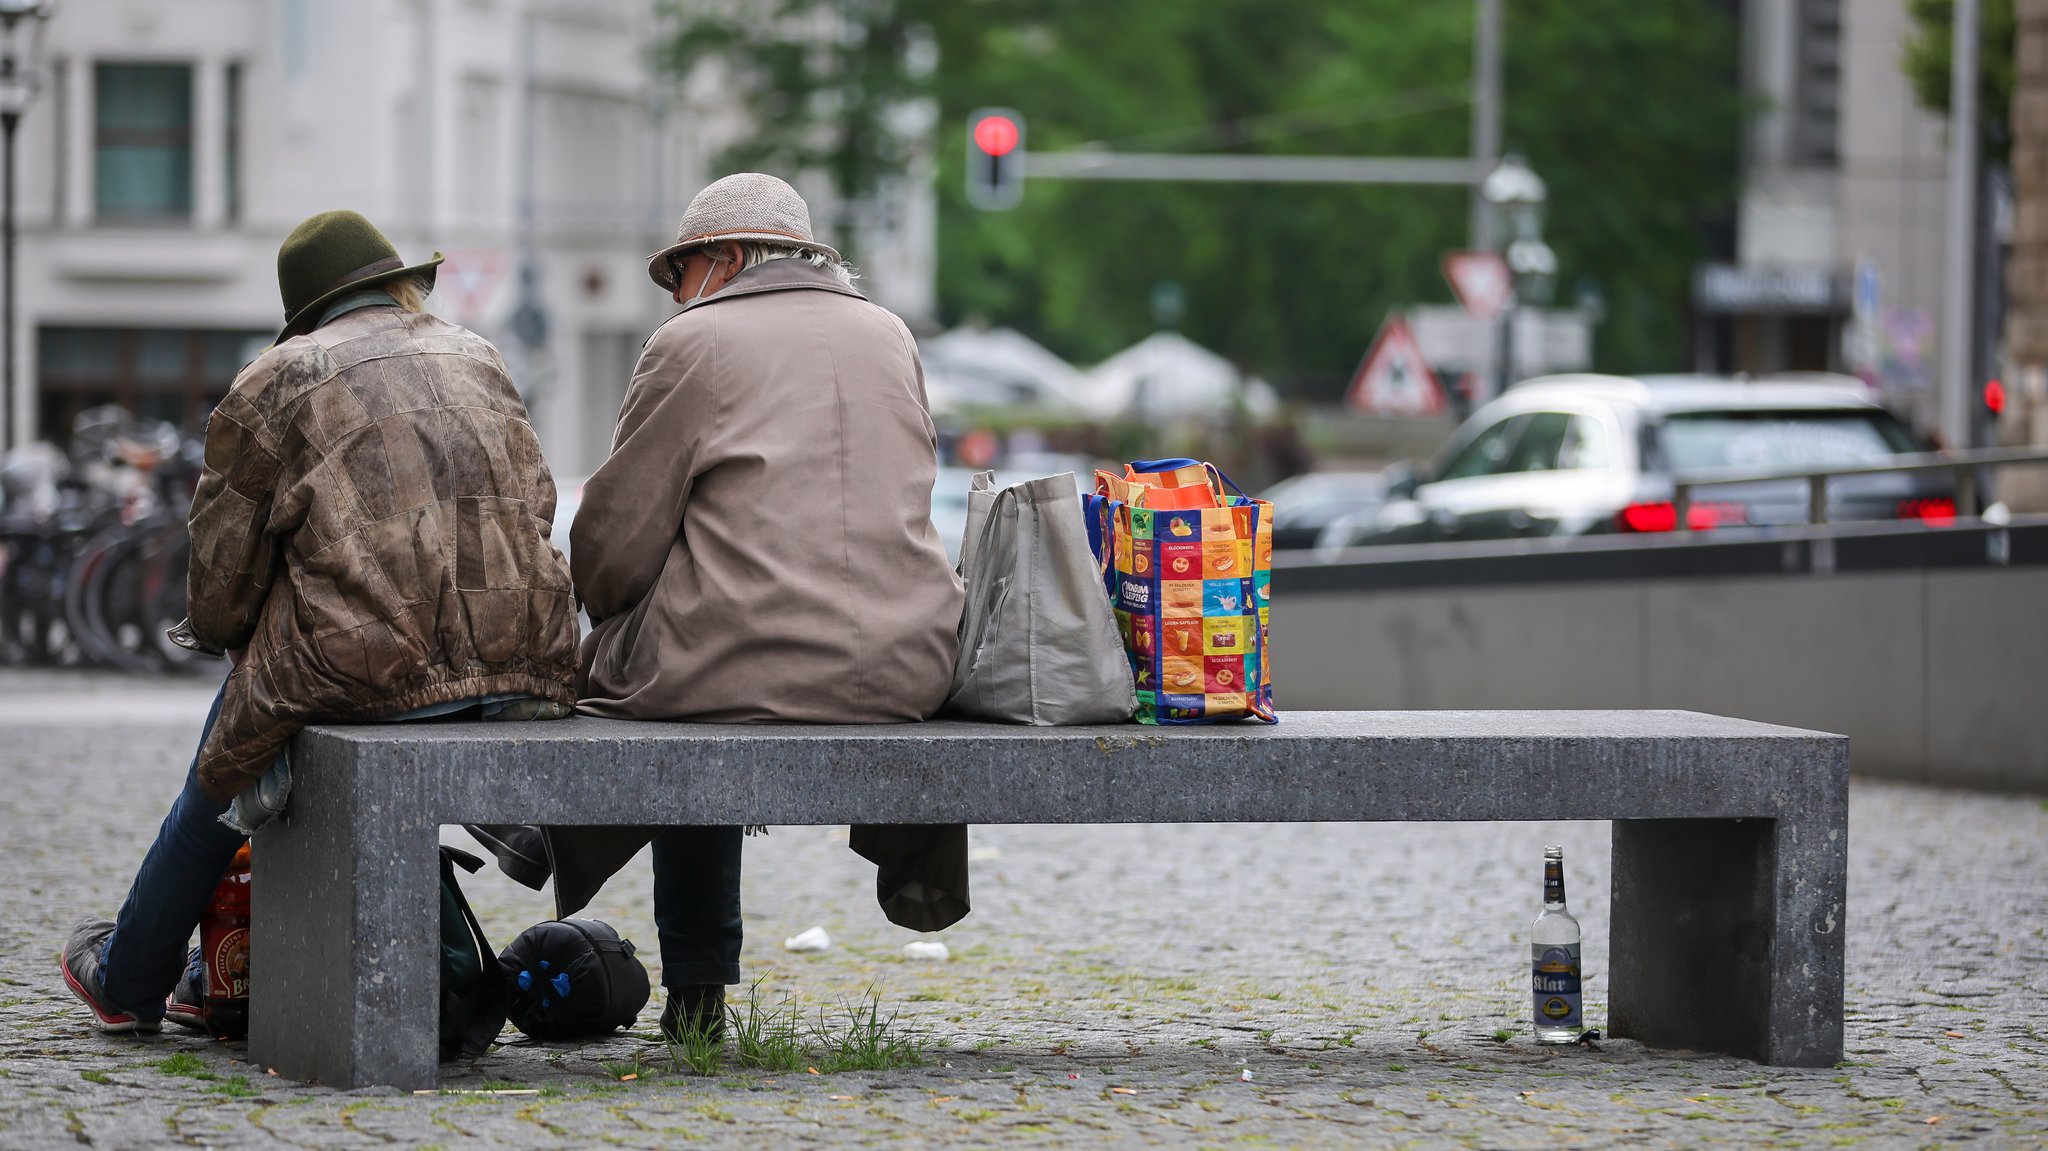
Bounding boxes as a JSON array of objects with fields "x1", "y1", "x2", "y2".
[
  {"x1": 98, "y1": 682, "x2": 542, "y2": 1020},
  {"x1": 99, "y1": 682, "x2": 247, "y2": 1020},
  {"x1": 651, "y1": 826, "x2": 743, "y2": 987}
]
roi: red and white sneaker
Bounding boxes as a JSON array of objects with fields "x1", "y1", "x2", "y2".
[
  {"x1": 59, "y1": 919, "x2": 161, "y2": 1035},
  {"x1": 163, "y1": 948, "x2": 208, "y2": 1033}
]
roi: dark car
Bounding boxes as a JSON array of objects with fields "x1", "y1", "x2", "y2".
[
  {"x1": 1324, "y1": 374, "x2": 1952, "y2": 549},
  {"x1": 1260, "y1": 470, "x2": 1387, "y2": 551}
]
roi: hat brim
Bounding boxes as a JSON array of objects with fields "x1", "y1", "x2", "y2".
[
  {"x1": 277, "y1": 254, "x2": 445, "y2": 342},
  {"x1": 645, "y1": 233, "x2": 842, "y2": 291}
]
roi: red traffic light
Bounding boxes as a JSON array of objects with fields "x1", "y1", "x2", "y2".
[
  {"x1": 973, "y1": 115, "x2": 1020, "y2": 157},
  {"x1": 1985, "y1": 378, "x2": 2006, "y2": 414},
  {"x1": 966, "y1": 108, "x2": 1025, "y2": 210}
]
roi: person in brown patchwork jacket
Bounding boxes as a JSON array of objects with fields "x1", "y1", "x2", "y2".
[{"x1": 59, "y1": 210, "x2": 581, "y2": 1035}]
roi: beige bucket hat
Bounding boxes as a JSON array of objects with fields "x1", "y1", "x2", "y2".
[{"x1": 646, "y1": 172, "x2": 842, "y2": 291}]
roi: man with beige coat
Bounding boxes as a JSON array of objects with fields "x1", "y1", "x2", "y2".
[{"x1": 568, "y1": 173, "x2": 963, "y2": 1040}]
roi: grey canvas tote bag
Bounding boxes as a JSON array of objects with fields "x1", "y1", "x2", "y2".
[{"x1": 945, "y1": 471, "x2": 1137, "y2": 725}]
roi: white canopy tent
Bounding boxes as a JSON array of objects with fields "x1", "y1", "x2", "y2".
[
  {"x1": 1079, "y1": 332, "x2": 1279, "y2": 422},
  {"x1": 918, "y1": 325, "x2": 1087, "y2": 414}
]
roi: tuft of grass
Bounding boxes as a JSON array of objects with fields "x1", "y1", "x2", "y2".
[
  {"x1": 677, "y1": 979, "x2": 926, "y2": 1075},
  {"x1": 813, "y1": 993, "x2": 926, "y2": 1072},
  {"x1": 206, "y1": 1075, "x2": 260, "y2": 1098},
  {"x1": 1492, "y1": 1029, "x2": 1515, "y2": 1043},
  {"x1": 597, "y1": 1056, "x2": 654, "y2": 1082},
  {"x1": 80, "y1": 1069, "x2": 115, "y2": 1085},
  {"x1": 667, "y1": 1010, "x2": 725, "y2": 1077},
  {"x1": 152, "y1": 1053, "x2": 215, "y2": 1080},
  {"x1": 1387, "y1": 1063, "x2": 1408, "y2": 1072},
  {"x1": 727, "y1": 980, "x2": 810, "y2": 1073}
]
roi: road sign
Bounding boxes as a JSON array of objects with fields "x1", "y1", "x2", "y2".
[
  {"x1": 1346, "y1": 314, "x2": 1446, "y2": 417},
  {"x1": 1409, "y1": 305, "x2": 1593, "y2": 377},
  {"x1": 439, "y1": 249, "x2": 507, "y2": 325},
  {"x1": 1441, "y1": 251, "x2": 1512, "y2": 321},
  {"x1": 1854, "y1": 258, "x2": 1881, "y2": 318}
]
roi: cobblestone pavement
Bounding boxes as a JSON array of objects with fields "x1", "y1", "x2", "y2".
[{"x1": 0, "y1": 670, "x2": 2044, "y2": 1149}]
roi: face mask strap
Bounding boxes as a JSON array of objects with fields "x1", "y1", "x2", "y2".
[{"x1": 686, "y1": 251, "x2": 730, "y2": 302}]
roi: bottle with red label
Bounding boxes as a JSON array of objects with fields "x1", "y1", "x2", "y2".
[{"x1": 201, "y1": 842, "x2": 252, "y2": 1039}]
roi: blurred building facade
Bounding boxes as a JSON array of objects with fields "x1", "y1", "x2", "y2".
[
  {"x1": 13, "y1": 0, "x2": 936, "y2": 474},
  {"x1": 1698, "y1": 0, "x2": 1958, "y2": 429}
]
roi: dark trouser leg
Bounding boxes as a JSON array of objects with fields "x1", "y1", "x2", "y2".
[
  {"x1": 650, "y1": 826, "x2": 743, "y2": 987},
  {"x1": 99, "y1": 682, "x2": 249, "y2": 1020}
]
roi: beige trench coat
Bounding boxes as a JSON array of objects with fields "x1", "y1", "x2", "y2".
[
  {"x1": 553, "y1": 259, "x2": 968, "y2": 928},
  {"x1": 570, "y1": 259, "x2": 962, "y2": 721}
]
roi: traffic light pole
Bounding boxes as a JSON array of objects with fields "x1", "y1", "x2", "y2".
[
  {"x1": 1021, "y1": 152, "x2": 1481, "y2": 187},
  {"x1": 1939, "y1": 0, "x2": 1980, "y2": 451},
  {"x1": 1470, "y1": 0, "x2": 1503, "y2": 248}
]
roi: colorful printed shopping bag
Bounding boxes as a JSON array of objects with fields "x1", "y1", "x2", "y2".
[{"x1": 1086, "y1": 458, "x2": 1276, "y2": 725}]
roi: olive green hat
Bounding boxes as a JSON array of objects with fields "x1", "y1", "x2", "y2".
[{"x1": 275, "y1": 210, "x2": 444, "y2": 341}]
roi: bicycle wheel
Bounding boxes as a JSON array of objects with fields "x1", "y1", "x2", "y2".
[
  {"x1": 0, "y1": 531, "x2": 27, "y2": 666},
  {"x1": 141, "y1": 524, "x2": 209, "y2": 672},
  {"x1": 64, "y1": 524, "x2": 129, "y2": 668},
  {"x1": 84, "y1": 527, "x2": 162, "y2": 672},
  {"x1": 31, "y1": 528, "x2": 89, "y2": 666}
]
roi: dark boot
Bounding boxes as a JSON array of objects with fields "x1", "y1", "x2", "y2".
[
  {"x1": 659, "y1": 984, "x2": 726, "y2": 1044},
  {"x1": 463, "y1": 824, "x2": 552, "y2": 890}
]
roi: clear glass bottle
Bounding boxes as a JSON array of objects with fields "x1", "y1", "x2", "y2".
[{"x1": 1531, "y1": 844, "x2": 1583, "y2": 1043}]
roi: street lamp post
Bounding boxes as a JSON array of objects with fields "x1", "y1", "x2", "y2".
[
  {"x1": 1482, "y1": 154, "x2": 1556, "y2": 394},
  {"x1": 0, "y1": 1, "x2": 52, "y2": 452}
]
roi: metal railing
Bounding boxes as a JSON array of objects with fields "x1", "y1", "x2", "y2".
[{"x1": 1670, "y1": 445, "x2": 2048, "y2": 530}]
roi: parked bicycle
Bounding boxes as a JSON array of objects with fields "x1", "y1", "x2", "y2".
[{"x1": 0, "y1": 408, "x2": 211, "y2": 673}]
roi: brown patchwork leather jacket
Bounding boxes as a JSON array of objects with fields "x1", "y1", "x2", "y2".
[{"x1": 185, "y1": 305, "x2": 580, "y2": 802}]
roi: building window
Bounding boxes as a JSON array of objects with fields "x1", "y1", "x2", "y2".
[
  {"x1": 1791, "y1": 0, "x2": 1840, "y2": 167},
  {"x1": 456, "y1": 76, "x2": 502, "y2": 221},
  {"x1": 225, "y1": 62, "x2": 242, "y2": 222},
  {"x1": 38, "y1": 327, "x2": 270, "y2": 442},
  {"x1": 95, "y1": 63, "x2": 194, "y2": 221}
]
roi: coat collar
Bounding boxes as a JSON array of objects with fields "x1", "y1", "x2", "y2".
[{"x1": 675, "y1": 257, "x2": 867, "y2": 316}]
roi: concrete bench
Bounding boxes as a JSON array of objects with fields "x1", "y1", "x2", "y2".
[{"x1": 251, "y1": 710, "x2": 1847, "y2": 1089}]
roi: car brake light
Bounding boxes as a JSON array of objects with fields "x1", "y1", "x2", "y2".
[
  {"x1": 1896, "y1": 497, "x2": 1956, "y2": 524},
  {"x1": 1616, "y1": 501, "x2": 1746, "y2": 533}
]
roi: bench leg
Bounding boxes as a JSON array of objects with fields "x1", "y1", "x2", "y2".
[
  {"x1": 248, "y1": 761, "x2": 442, "y2": 1090},
  {"x1": 1609, "y1": 817, "x2": 1845, "y2": 1067}
]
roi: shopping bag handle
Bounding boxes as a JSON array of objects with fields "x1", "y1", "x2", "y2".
[
  {"x1": 1125, "y1": 458, "x2": 1253, "y2": 501},
  {"x1": 1081, "y1": 493, "x2": 1114, "y2": 582}
]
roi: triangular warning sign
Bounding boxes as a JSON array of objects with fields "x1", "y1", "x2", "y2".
[
  {"x1": 1345, "y1": 314, "x2": 1446, "y2": 416},
  {"x1": 1442, "y1": 251, "x2": 1513, "y2": 321},
  {"x1": 437, "y1": 248, "x2": 507, "y2": 326}
]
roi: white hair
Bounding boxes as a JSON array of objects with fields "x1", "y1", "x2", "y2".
[{"x1": 735, "y1": 241, "x2": 859, "y2": 289}]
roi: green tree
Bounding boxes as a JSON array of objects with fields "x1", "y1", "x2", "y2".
[
  {"x1": 1901, "y1": 0, "x2": 2016, "y2": 161},
  {"x1": 659, "y1": 0, "x2": 1745, "y2": 396},
  {"x1": 1501, "y1": 0, "x2": 1744, "y2": 377},
  {"x1": 655, "y1": 0, "x2": 940, "y2": 259}
]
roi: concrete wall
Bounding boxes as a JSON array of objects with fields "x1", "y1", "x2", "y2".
[{"x1": 1273, "y1": 566, "x2": 2048, "y2": 792}]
